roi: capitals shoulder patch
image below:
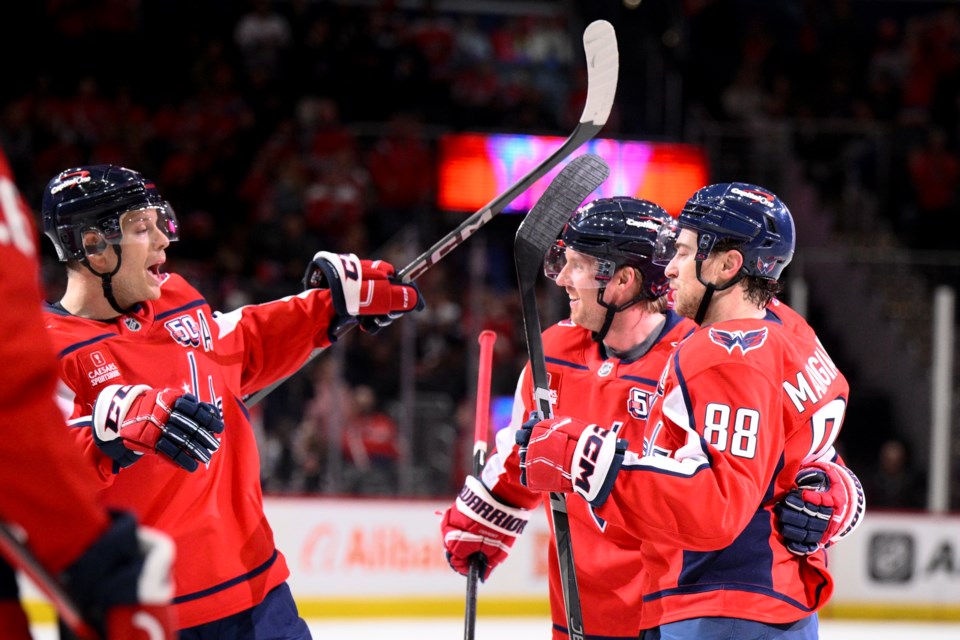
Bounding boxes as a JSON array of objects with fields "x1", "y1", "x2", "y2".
[{"x1": 708, "y1": 327, "x2": 768, "y2": 355}]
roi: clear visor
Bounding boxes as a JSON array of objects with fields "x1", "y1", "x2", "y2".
[
  {"x1": 652, "y1": 219, "x2": 680, "y2": 266},
  {"x1": 543, "y1": 241, "x2": 615, "y2": 289},
  {"x1": 115, "y1": 203, "x2": 180, "y2": 244}
]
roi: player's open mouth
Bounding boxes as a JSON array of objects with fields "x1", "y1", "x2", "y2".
[{"x1": 148, "y1": 263, "x2": 164, "y2": 282}]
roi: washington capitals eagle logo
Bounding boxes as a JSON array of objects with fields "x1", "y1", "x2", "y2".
[
  {"x1": 708, "y1": 327, "x2": 768, "y2": 354},
  {"x1": 755, "y1": 255, "x2": 778, "y2": 275}
]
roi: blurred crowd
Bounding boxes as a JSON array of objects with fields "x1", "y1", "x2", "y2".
[{"x1": 3, "y1": 0, "x2": 958, "y2": 504}]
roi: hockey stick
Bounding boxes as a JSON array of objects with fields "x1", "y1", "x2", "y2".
[
  {"x1": 514, "y1": 153, "x2": 609, "y2": 640},
  {"x1": 245, "y1": 19, "x2": 618, "y2": 407},
  {"x1": 0, "y1": 522, "x2": 99, "y2": 640},
  {"x1": 464, "y1": 329, "x2": 497, "y2": 640}
]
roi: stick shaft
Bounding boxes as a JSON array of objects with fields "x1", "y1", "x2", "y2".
[
  {"x1": 464, "y1": 329, "x2": 498, "y2": 640},
  {"x1": 472, "y1": 330, "x2": 497, "y2": 473}
]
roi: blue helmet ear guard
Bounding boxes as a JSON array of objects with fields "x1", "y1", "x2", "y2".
[
  {"x1": 553, "y1": 196, "x2": 673, "y2": 301},
  {"x1": 678, "y1": 182, "x2": 795, "y2": 280},
  {"x1": 41, "y1": 164, "x2": 177, "y2": 262}
]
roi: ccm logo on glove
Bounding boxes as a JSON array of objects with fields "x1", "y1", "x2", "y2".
[{"x1": 573, "y1": 424, "x2": 617, "y2": 497}]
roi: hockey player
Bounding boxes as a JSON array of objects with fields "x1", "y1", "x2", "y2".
[
  {"x1": 0, "y1": 152, "x2": 175, "y2": 638},
  {"x1": 441, "y1": 196, "x2": 861, "y2": 640},
  {"x1": 517, "y1": 184, "x2": 863, "y2": 639},
  {"x1": 39, "y1": 164, "x2": 424, "y2": 638}
]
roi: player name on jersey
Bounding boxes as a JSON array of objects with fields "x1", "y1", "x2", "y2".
[{"x1": 782, "y1": 340, "x2": 841, "y2": 413}]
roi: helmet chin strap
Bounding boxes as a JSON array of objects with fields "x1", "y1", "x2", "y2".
[
  {"x1": 693, "y1": 261, "x2": 743, "y2": 325},
  {"x1": 591, "y1": 286, "x2": 643, "y2": 343},
  {"x1": 82, "y1": 245, "x2": 134, "y2": 315}
]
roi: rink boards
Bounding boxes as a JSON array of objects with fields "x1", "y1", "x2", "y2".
[{"x1": 21, "y1": 497, "x2": 960, "y2": 623}]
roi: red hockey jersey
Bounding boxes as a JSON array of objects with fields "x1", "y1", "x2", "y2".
[
  {"x1": 483, "y1": 311, "x2": 695, "y2": 640},
  {"x1": 597, "y1": 299, "x2": 848, "y2": 629},
  {"x1": 42, "y1": 273, "x2": 338, "y2": 628},
  {"x1": 0, "y1": 153, "x2": 109, "y2": 573}
]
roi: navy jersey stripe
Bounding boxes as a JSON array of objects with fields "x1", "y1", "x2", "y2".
[
  {"x1": 643, "y1": 580, "x2": 818, "y2": 613},
  {"x1": 156, "y1": 299, "x2": 206, "y2": 321},
  {"x1": 545, "y1": 355, "x2": 589, "y2": 370},
  {"x1": 58, "y1": 333, "x2": 115, "y2": 358},
  {"x1": 620, "y1": 374, "x2": 658, "y2": 385},
  {"x1": 173, "y1": 549, "x2": 279, "y2": 604}
]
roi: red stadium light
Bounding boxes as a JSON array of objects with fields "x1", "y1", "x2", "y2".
[{"x1": 437, "y1": 133, "x2": 710, "y2": 216}]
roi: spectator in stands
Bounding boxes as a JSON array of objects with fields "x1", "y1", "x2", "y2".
[
  {"x1": 906, "y1": 127, "x2": 959, "y2": 252},
  {"x1": 865, "y1": 439, "x2": 926, "y2": 509}
]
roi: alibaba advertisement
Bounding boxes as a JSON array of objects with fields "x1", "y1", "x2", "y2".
[{"x1": 436, "y1": 133, "x2": 710, "y2": 216}]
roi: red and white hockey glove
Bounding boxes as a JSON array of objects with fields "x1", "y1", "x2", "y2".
[
  {"x1": 775, "y1": 459, "x2": 865, "y2": 555},
  {"x1": 303, "y1": 252, "x2": 425, "y2": 340},
  {"x1": 62, "y1": 512, "x2": 176, "y2": 639},
  {"x1": 93, "y1": 384, "x2": 224, "y2": 472},
  {"x1": 440, "y1": 476, "x2": 530, "y2": 582},
  {"x1": 516, "y1": 414, "x2": 627, "y2": 507}
]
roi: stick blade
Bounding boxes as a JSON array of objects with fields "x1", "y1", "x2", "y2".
[
  {"x1": 514, "y1": 153, "x2": 610, "y2": 264},
  {"x1": 579, "y1": 20, "x2": 619, "y2": 127}
]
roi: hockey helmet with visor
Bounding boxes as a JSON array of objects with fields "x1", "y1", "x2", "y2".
[
  {"x1": 544, "y1": 196, "x2": 671, "y2": 300},
  {"x1": 42, "y1": 165, "x2": 179, "y2": 262}
]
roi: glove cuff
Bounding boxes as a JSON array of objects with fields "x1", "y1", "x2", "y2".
[
  {"x1": 93, "y1": 384, "x2": 152, "y2": 442},
  {"x1": 307, "y1": 251, "x2": 362, "y2": 315},
  {"x1": 136, "y1": 526, "x2": 176, "y2": 605},
  {"x1": 455, "y1": 476, "x2": 530, "y2": 537}
]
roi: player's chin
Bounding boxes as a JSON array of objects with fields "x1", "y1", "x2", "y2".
[{"x1": 142, "y1": 280, "x2": 163, "y2": 300}]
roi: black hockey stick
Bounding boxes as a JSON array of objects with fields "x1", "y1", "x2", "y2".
[
  {"x1": 514, "y1": 153, "x2": 610, "y2": 640},
  {"x1": 0, "y1": 522, "x2": 99, "y2": 640},
  {"x1": 464, "y1": 329, "x2": 497, "y2": 640},
  {"x1": 245, "y1": 19, "x2": 618, "y2": 407}
]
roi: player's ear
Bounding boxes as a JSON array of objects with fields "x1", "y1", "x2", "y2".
[
  {"x1": 721, "y1": 249, "x2": 744, "y2": 278},
  {"x1": 623, "y1": 266, "x2": 644, "y2": 296}
]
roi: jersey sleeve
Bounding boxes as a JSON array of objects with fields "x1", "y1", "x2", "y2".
[
  {"x1": 212, "y1": 288, "x2": 338, "y2": 397},
  {"x1": 479, "y1": 368, "x2": 542, "y2": 510},
  {"x1": 0, "y1": 160, "x2": 109, "y2": 572},
  {"x1": 598, "y1": 354, "x2": 786, "y2": 551}
]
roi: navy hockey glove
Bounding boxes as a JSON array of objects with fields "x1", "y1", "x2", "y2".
[
  {"x1": 440, "y1": 476, "x2": 530, "y2": 582},
  {"x1": 303, "y1": 252, "x2": 424, "y2": 340},
  {"x1": 62, "y1": 511, "x2": 175, "y2": 639},
  {"x1": 93, "y1": 384, "x2": 224, "y2": 472},
  {"x1": 516, "y1": 413, "x2": 627, "y2": 507},
  {"x1": 775, "y1": 460, "x2": 865, "y2": 555}
]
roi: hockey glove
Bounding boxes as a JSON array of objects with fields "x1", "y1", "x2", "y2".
[
  {"x1": 775, "y1": 459, "x2": 865, "y2": 555},
  {"x1": 516, "y1": 413, "x2": 627, "y2": 507},
  {"x1": 303, "y1": 252, "x2": 425, "y2": 341},
  {"x1": 62, "y1": 511, "x2": 175, "y2": 639},
  {"x1": 93, "y1": 384, "x2": 224, "y2": 472},
  {"x1": 440, "y1": 476, "x2": 530, "y2": 582}
]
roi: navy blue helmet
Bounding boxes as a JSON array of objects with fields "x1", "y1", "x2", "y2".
[
  {"x1": 677, "y1": 182, "x2": 794, "y2": 280},
  {"x1": 544, "y1": 196, "x2": 671, "y2": 301},
  {"x1": 42, "y1": 164, "x2": 178, "y2": 262}
]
